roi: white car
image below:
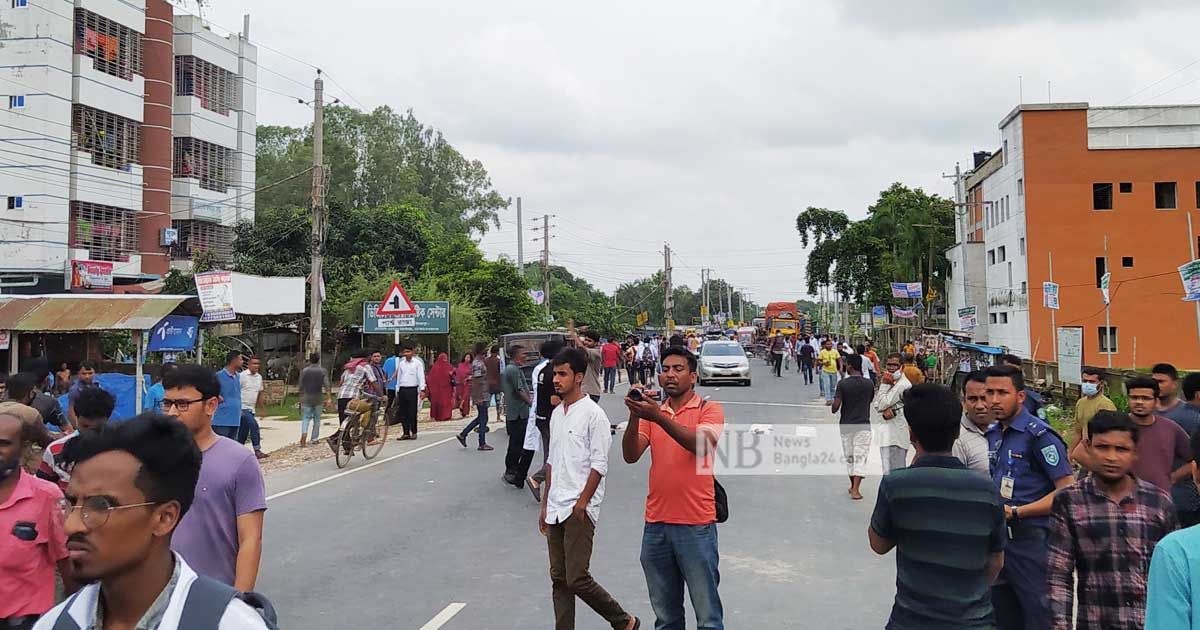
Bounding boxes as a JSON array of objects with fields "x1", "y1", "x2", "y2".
[{"x1": 698, "y1": 340, "x2": 751, "y2": 386}]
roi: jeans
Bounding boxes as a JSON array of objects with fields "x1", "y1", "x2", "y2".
[
  {"x1": 213, "y1": 425, "x2": 239, "y2": 439},
  {"x1": 771, "y1": 353, "x2": 783, "y2": 377},
  {"x1": 603, "y1": 367, "x2": 617, "y2": 393},
  {"x1": 800, "y1": 360, "x2": 814, "y2": 385},
  {"x1": 237, "y1": 409, "x2": 262, "y2": 450},
  {"x1": 627, "y1": 366, "x2": 640, "y2": 387},
  {"x1": 819, "y1": 371, "x2": 838, "y2": 402},
  {"x1": 300, "y1": 404, "x2": 322, "y2": 440},
  {"x1": 460, "y1": 402, "x2": 490, "y2": 446},
  {"x1": 641, "y1": 522, "x2": 723, "y2": 630}
]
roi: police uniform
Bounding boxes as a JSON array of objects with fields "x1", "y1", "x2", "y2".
[{"x1": 985, "y1": 409, "x2": 1072, "y2": 630}]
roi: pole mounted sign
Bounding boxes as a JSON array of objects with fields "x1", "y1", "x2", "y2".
[
  {"x1": 376, "y1": 280, "x2": 417, "y2": 316},
  {"x1": 363, "y1": 301, "x2": 450, "y2": 334}
]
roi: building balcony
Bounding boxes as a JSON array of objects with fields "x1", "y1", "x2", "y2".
[
  {"x1": 73, "y1": 54, "x2": 145, "y2": 122},
  {"x1": 172, "y1": 97, "x2": 238, "y2": 148},
  {"x1": 69, "y1": 149, "x2": 143, "y2": 211}
]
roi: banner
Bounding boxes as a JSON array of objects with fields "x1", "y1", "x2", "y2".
[
  {"x1": 891, "y1": 306, "x2": 917, "y2": 319},
  {"x1": 68, "y1": 260, "x2": 114, "y2": 292},
  {"x1": 890, "y1": 282, "x2": 923, "y2": 299},
  {"x1": 1042, "y1": 281, "x2": 1060, "y2": 310},
  {"x1": 363, "y1": 301, "x2": 450, "y2": 334},
  {"x1": 870, "y1": 305, "x2": 888, "y2": 327},
  {"x1": 957, "y1": 306, "x2": 978, "y2": 330},
  {"x1": 0, "y1": 330, "x2": 9, "y2": 350},
  {"x1": 1057, "y1": 326, "x2": 1084, "y2": 385},
  {"x1": 147, "y1": 316, "x2": 199, "y2": 352},
  {"x1": 527, "y1": 289, "x2": 545, "y2": 305},
  {"x1": 1179, "y1": 260, "x2": 1200, "y2": 301},
  {"x1": 1100, "y1": 272, "x2": 1111, "y2": 305},
  {"x1": 195, "y1": 271, "x2": 235, "y2": 322}
]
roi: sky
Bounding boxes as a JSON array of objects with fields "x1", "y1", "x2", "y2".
[{"x1": 201, "y1": 0, "x2": 1200, "y2": 301}]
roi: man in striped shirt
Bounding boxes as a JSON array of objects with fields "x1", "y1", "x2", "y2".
[{"x1": 869, "y1": 383, "x2": 1006, "y2": 629}]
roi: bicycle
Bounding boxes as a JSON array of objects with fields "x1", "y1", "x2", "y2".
[{"x1": 333, "y1": 398, "x2": 389, "y2": 468}]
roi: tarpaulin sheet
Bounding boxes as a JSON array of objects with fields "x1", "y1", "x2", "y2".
[{"x1": 54, "y1": 373, "x2": 151, "y2": 427}]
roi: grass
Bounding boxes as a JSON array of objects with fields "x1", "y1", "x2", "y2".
[{"x1": 263, "y1": 394, "x2": 302, "y2": 421}]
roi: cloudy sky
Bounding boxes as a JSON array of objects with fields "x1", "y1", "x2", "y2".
[{"x1": 206, "y1": 0, "x2": 1199, "y2": 300}]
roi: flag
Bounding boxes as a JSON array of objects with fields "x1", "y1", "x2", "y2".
[{"x1": 1100, "y1": 272, "x2": 1111, "y2": 305}]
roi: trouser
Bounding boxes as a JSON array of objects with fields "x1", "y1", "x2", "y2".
[
  {"x1": 603, "y1": 367, "x2": 617, "y2": 393},
  {"x1": 490, "y1": 390, "x2": 504, "y2": 420},
  {"x1": 991, "y1": 524, "x2": 1050, "y2": 630},
  {"x1": 237, "y1": 409, "x2": 262, "y2": 450},
  {"x1": 783, "y1": 353, "x2": 791, "y2": 370},
  {"x1": 300, "y1": 404, "x2": 322, "y2": 440},
  {"x1": 386, "y1": 389, "x2": 396, "y2": 413},
  {"x1": 627, "y1": 366, "x2": 639, "y2": 386},
  {"x1": 337, "y1": 397, "x2": 351, "y2": 423},
  {"x1": 213, "y1": 425, "x2": 239, "y2": 439},
  {"x1": 505, "y1": 415, "x2": 534, "y2": 480},
  {"x1": 840, "y1": 427, "x2": 872, "y2": 477},
  {"x1": 639, "y1": 364, "x2": 653, "y2": 386},
  {"x1": 397, "y1": 386, "x2": 419, "y2": 436},
  {"x1": 0, "y1": 616, "x2": 37, "y2": 630},
  {"x1": 460, "y1": 402, "x2": 490, "y2": 445},
  {"x1": 533, "y1": 416, "x2": 551, "y2": 483},
  {"x1": 641, "y1": 522, "x2": 723, "y2": 630},
  {"x1": 547, "y1": 515, "x2": 631, "y2": 630},
  {"x1": 880, "y1": 446, "x2": 907, "y2": 473},
  {"x1": 800, "y1": 360, "x2": 814, "y2": 384},
  {"x1": 772, "y1": 353, "x2": 783, "y2": 377},
  {"x1": 820, "y1": 371, "x2": 838, "y2": 402}
]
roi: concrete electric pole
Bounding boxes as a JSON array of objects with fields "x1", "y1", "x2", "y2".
[
  {"x1": 516, "y1": 197, "x2": 523, "y2": 270},
  {"x1": 542, "y1": 214, "x2": 551, "y2": 321},
  {"x1": 307, "y1": 71, "x2": 326, "y2": 358},
  {"x1": 663, "y1": 244, "x2": 673, "y2": 332}
]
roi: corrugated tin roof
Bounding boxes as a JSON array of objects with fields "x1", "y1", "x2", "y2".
[{"x1": 0, "y1": 295, "x2": 190, "y2": 332}]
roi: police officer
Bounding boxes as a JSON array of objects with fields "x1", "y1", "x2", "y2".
[{"x1": 984, "y1": 365, "x2": 1073, "y2": 630}]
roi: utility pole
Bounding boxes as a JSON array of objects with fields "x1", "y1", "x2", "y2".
[
  {"x1": 737, "y1": 287, "x2": 744, "y2": 324},
  {"x1": 702, "y1": 268, "x2": 711, "y2": 326},
  {"x1": 306, "y1": 71, "x2": 326, "y2": 358},
  {"x1": 1103, "y1": 234, "x2": 1112, "y2": 368},
  {"x1": 516, "y1": 197, "x2": 524, "y2": 270},
  {"x1": 542, "y1": 214, "x2": 551, "y2": 321},
  {"x1": 663, "y1": 244, "x2": 673, "y2": 332}
]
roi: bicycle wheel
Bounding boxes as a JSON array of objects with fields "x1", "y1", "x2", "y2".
[
  {"x1": 334, "y1": 419, "x2": 357, "y2": 469},
  {"x1": 361, "y1": 407, "x2": 388, "y2": 460}
]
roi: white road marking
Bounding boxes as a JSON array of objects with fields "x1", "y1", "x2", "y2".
[
  {"x1": 714, "y1": 400, "x2": 827, "y2": 409},
  {"x1": 419, "y1": 603, "x2": 467, "y2": 629},
  {"x1": 265, "y1": 436, "x2": 458, "y2": 502}
]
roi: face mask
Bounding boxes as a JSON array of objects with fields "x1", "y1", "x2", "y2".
[
  {"x1": 0, "y1": 456, "x2": 18, "y2": 481},
  {"x1": 892, "y1": 370, "x2": 904, "y2": 380},
  {"x1": 1081, "y1": 382, "x2": 1099, "y2": 397}
]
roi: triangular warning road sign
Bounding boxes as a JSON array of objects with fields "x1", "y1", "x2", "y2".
[{"x1": 376, "y1": 280, "x2": 417, "y2": 316}]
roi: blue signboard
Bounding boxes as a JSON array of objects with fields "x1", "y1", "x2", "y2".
[
  {"x1": 147, "y1": 315, "x2": 200, "y2": 351},
  {"x1": 363, "y1": 301, "x2": 450, "y2": 334}
]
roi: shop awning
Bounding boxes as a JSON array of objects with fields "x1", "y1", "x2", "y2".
[
  {"x1": 0, "y1": 294, "x2": 191, "y2": 332},
  {"x1": 946, "y1": 338, "x2": 1006, "y2": 355}
]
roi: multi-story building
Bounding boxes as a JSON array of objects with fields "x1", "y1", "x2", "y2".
[
  {"x1": 0, "y1": 0, "x2": 256, "y2": 292},
  {"x1": 946, "y1": 102, "x2": 1200, "y2": 368}
]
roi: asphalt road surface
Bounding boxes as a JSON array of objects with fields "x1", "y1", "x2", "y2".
[{"x1": 258, "y1": 360, "x2": 896, "y2": 629}]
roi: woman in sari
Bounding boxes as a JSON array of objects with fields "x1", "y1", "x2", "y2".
[
  {"x1": 455, "y1": 353, "x2": 473, "y2": 419},
  {"x1": 427, "y1": 353, "x2": 455, "y2": 421}
]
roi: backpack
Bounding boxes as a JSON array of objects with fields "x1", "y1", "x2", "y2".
[{"x1": 53, "y1": 576, "x2": 279, "y2": 630}]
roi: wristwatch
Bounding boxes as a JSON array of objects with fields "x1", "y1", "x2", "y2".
[{"x1": 1011, "y1": 506, "x2": 1020, "y2": 522}]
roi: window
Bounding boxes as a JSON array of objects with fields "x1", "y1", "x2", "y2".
[
  {"x1": 988, "y1": 249, "x2": 995, "y2": 265},
  {"x1": 175, "y1": 56, "x2": 238, "y2": 116},
  {"x1": 1098, "y1": 327, "x2": 1118, "y2": 353},
  {"x1": 1093, "y1": 183, "x2": 1113, "y2": 210},
  {"x1": 1122, "y1": 256, "x2": 1134, "y2": 268},
  {"x1": 71, "y1": 104, "x2": 142, "y2": 170},
  {"x1": 1003, "y1": 139, "x2": 1008, "y2": 165},
  {"x1": 998, "y1": 246, "x2": 1006, "y2": 262},
  {"x1": 1020, "y1": 281, "x2": 1027, "y2": 295},
  {"x1": 73, "y1": 9, "x2": 143, "y2": 81},
  {"x1": 173, "y1": 137, "x2": 234, "y2": 192},
  {"x1": 1018, "y1": 179, "x2": 1024, "y2": 196},
  {"x1": 1019, "y1": 237, "x2": 1025, "y2": 255},
  {"x1": 12, "y1": 0, "x2": 28, "y2": 7},
  {"x1": 7, "y1": 95, "x2": 24, "y2": 108},
  {"x1": 1005, "y1": 196, "x2": 1011, "y2": 220},
  {"x1": 999, "y1": 312, "x2": 1009, "y2": 324},
  {"x1": 1196, "y1": 181, "x2": 1200, "y2": 208},
  {"x1": 1007, "y1": 262, "x2": 1013, "y2": 286},
  {"x1": 171, "y1": 219, "x2": 234, "y2": 264},
  {"x1": 1156, "y1": 182, "x2": 1177, "y2": 209},
  {"x1": 990, "y1": 313, "x2": 998, "y2": 324},
  {"x1": 69, "y1": 201, "x2": 138, "y2": 262},
  {"x1": 1120, "y1": 182, "x2": 1133, "y2": 194},
  {"x1": 1095, "y1": 257, "x2": 1107, "y2": 288},
  {"x1": 6, "y1": 196, "x2": 22, "y2": 209}
]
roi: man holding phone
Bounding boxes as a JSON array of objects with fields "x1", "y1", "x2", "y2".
[{"x1": 623, "y1": 346, "x2": 725, "y2": 629}]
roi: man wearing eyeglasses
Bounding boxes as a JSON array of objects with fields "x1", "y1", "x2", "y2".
[
  {"x1": 0, "y1": 410, "x2": 75, "y2": 630},
  {"x1": 160, "y1": 364, "x2": 266, "y2": 591}
]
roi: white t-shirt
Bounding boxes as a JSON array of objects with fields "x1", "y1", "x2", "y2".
[{"x1": 239, "y1": 371, "x2": 264, "y2": 412}]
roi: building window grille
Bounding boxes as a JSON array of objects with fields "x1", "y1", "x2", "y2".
[
  {"x1": 71, "y1": 104, "x2": 141, "y2": 170},
  {"x1": 69, "y1": 201, "x2": 138, "y2": 262},
  {"x1": 171, "y1": 219, "x2": 234, "y2": 264},
  {"x1": 174, "y1": 137, "x2": 234, "y2": 193},
  {"x1": 175, "y1": 56, "x2": 238, "y2": 116},
  {"x1": 73, "y1": 9, "x2": 143, "y2": 81}
]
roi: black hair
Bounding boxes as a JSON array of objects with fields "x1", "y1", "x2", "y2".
[
  {"x1": 401, "y1": 343, "x2": 414, "y2": 352},
  {"x1": 903, "y1": 383, "x2": 962, "y2": 453},
  {"x1": 1126, "y1": 375, "x2": 1160, "y2": 397},
  {"x1": 1088, "y1": 410, "x2": 1139, "y2": 444},
  {"x1": 583, "y1": 331, "x2": 600, "y2": 343},
  {"x1": 308, "y1": 353, "x2": 320, "y2": 364},
  {"x1": 351, "y1": 348, "x2": 370, "y2": 359},
  {"x1": 999, "y1": 354, "x2": 1023, "y2": 368},
  {"x1": 961, "y1": 370, "x2": 987, "y2": 393},
  {"x1": 66, "y1": 412, "x2": 202, "y2": 518},
  {"x1": 1183, "y1": 372, "x2": 1200, "y2": 402},
  {"x1": 490, "y1": 345, "x2": 500, "y2": 355},
  {"x1": 844, "y1": 353, "x2": 863, "y2": 373},
  {"x1": 984, "y1": 364, "x2": 1025, "y2": 392},
  {"x1": 0, "y1": 372, "x2": 7, "y2": 388},
  {"x1": 224, "y1": 350, "x2": 242, "y2": 364},
  {"x1": 74, "y1": 387, "x2": 115, "y2": 421},
  {"x1": 508, "y1": 344, "x2": 524, "y2": 359},
  {"x1": 1152, "y1": 363, "x2": 1179, "y2": 380},
  {"x1": 160, "y1": 364, "x2": 221, "y2": 400},
  {"x1": 668, "y1": 334, "x2": 684, "y2": 347},
  {"x1": 79, "y1": 361, "x2": 96, "y2": 371},
  {"x1": 885, "y1": 352, "x2": 902, "y2": 363},
  {"x1": 552, "y1": 347, "x2": 588, "y2": 375},
  {"x1": 159, "y1": 363, "x2": 178, "y2": 379},
  {"x1": 5, "y1": 372, "x2": 38, "y2": 402},
  {"x1": 660, "y1": 346, "x2": 697, "y2": 372},
  {"x1": 1081, "y1": 366, "x2": 1105, "y2": 379},
  {"x1": 473, "y1": 342, "x2": 486, "y2": 356},
  {"x1": 540, "y1": 340, "x2": 565, "y2": 360},
  {"x1": 25, "y1": 358, "x2": 50, "y2": 381}
]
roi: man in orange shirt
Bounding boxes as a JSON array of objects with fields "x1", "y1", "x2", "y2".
[{"x1": 623, "y1": 346, "x2": 725, "y2": 630}]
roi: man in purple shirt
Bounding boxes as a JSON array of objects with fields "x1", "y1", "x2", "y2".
[{"x1": 160, "y1": 364, "x2": 266, "y2": 591}]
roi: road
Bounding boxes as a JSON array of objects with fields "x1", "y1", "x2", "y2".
[{"x1": 257, "y1": 360, "x2": 897, "y2": 629}]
